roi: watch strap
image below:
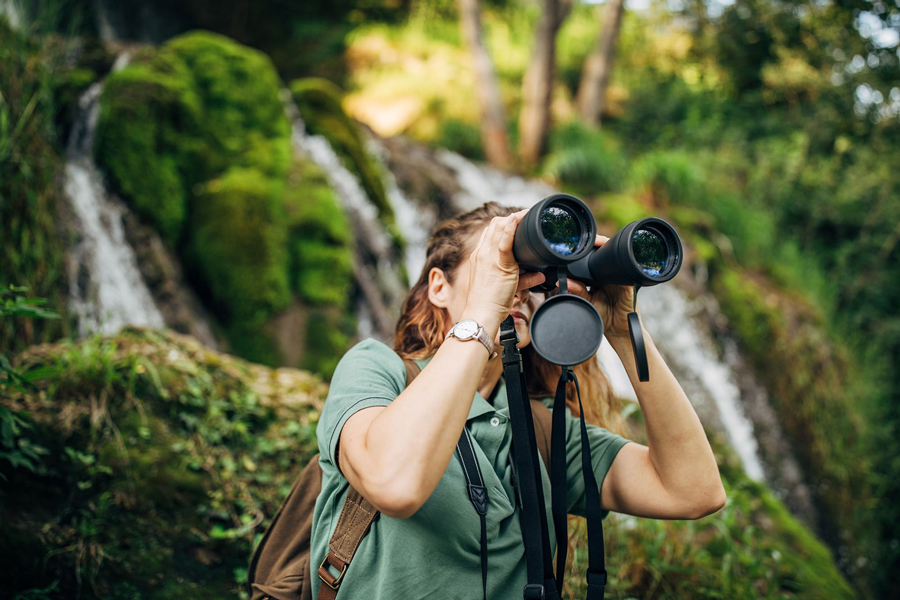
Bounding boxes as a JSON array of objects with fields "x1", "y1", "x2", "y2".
[{"x1": 447, "y1": 321, "x2": 497, "y2": 359}]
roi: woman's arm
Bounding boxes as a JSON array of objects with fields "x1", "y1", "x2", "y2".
[
  {"x1": 600, "y1": 322, "x2": 727, "y2": 519},
  {"x1": 569, "y1": 234, "x2": 726, "y2": 519},
  {"x1": 338, "y1": 212, "x2": 543, "y2": 518}
]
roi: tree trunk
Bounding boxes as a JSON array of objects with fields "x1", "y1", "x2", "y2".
[
  {"x1": 519, "y1": 0, "x2": 572, "y2": 167},
  {"x1": 458, "y1": 0, "x2": 513, "y2": 170},
  {"x1": 576, "y1": 0, "x2": 626, "y2": 126}
]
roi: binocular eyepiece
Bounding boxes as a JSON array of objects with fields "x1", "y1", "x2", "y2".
[{"x1": 512, "y1": 194, "x2": 682, "y2": 377}]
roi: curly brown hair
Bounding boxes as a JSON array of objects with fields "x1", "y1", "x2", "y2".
[{"x1": 393, "y1": 202, "x2": 621, "y2": 430}]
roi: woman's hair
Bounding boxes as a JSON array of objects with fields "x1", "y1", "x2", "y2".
[{"x1": 394, "y1": 202, "x2": 621, "y2": 431}]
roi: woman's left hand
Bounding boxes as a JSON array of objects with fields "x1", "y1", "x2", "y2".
[{"x1": 566, "y1": 235, "x2": 635, "y2": 340}]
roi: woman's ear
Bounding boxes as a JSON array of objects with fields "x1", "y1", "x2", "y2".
[{"x1": 427, "y1": 267, "x2": 452, "y2": 308}]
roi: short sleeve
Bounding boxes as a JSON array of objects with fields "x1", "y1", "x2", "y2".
[
  {"x1": 540, "y1": 398, "x2": 630, "y2": 519},
  {"x1": 316, "y1": 338, "x2": 407, "y2": 467}
]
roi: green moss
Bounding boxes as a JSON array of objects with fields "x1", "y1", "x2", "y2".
[
  {"x1": 283, "y1": 159, "x2": 353, "y2": 307},
  {"x1": 290, "y1": 78, "x2": 400, "y2": 248},
  {"x1": 1, "y1": 329, "x2": 324, "y2": 598},
  {"x1": 190, "y1": 168, "x2": 291, "y2": 325},
  {"x1": 95, "y1": 56, "x2": 199, "y2": 243},
  {"x1": 95, "y1": 32, "x2": 307, "y2": 364}
]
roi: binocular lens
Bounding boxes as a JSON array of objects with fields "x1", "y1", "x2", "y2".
[
  {"x1": 540, "y1": 205, "x2": 581, "y2": 257},
  {"x1": 632, "y1": 228, "x2": 668, "y2": 278}
]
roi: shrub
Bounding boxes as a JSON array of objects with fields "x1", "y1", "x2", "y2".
[
  {"x1": 544, "y1": 121, "x2": 627, "y2": 195},
  {"x1": 628, "y1": 150, "x2": 704, "y2": 206}
]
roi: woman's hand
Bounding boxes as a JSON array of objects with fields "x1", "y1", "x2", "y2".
[
  {"x1": 567, "y1": 234, "x2": 635, "y2": 340},
  {"x1": 463, "y1": 211, "x2": 546, "y2": 334}
]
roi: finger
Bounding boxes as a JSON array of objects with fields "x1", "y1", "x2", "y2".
[
  {"x1": 480, "y1": 217, "x2": 501, "y2": 256},
  {"x1": 568, "y1": 278, "x2": 591, "y2": 300},
  {"x1": 516, "y1": 271, "x2": 546, "y2": 293},
  {"x1": 497, "y1": 213, "x2": 517, "y2": 255},
  {"x1": 490, "y1": 214, "x2": 511, "y2": 248},
  {"x1": 595, "y1": 234, "x2": 610, "y2": 247}
]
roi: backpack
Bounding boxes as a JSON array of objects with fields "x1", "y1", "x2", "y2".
[{"x1": 247, "y1": 358, "x2": 554, "y2": 600}]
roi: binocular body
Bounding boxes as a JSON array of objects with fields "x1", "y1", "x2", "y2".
[
  {"x1": 513, "y1": 194, "x2": 683, "y2": 292},
  {"x1": 512, "y1": 194, "x2": 683, "y2": 371}
]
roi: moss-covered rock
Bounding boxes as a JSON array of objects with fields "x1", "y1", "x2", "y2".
[
  {"x1": 96, "y1": 31, "x2": 291, "y2": 246},
  {"x1": 95, "y1": 52, "x2": 200, "y2": 243},
  {"x1": 290, "y1": 78, "x2": 403, "y2": 249},
  {"x1": 189, "y1": 168, "x2": 291, "y2": 348},
  {"x1": 1, "y1": 329, "x2": 326, "y2": 599},
  {"x1": 94, "y1": 32, "x2": 358, "y2": 372}
]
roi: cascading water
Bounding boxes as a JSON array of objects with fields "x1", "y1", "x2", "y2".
[
  {"x1": 284, "y1": 93, "x2": 410, "y2": 342},
  {"x1": 370, "y1": 139, "x2": 436, "y2": 283},
  {"x1": 65, "y1": 76, "x2": 165, "y2": 337}
]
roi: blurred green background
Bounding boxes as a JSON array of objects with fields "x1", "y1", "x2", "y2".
[{"x1": 1, "y1": 0, "x2": 898, "y2": 598}]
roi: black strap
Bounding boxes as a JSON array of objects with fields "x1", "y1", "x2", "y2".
[
  {"x1": 572, "y1": 372, "x2": 607, "y2": 599},
  {"x1": 501, "y1": 315, "x2": 559, "y2": 600},
  {"x1": 550, "y1": 368, "x2": 570, "y2": 594},
  {"x1": 456, "y1": 427, "x2": 489, "y2": 600}
]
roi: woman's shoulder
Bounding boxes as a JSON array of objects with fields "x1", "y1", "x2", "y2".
[{"x1": 329, "y1": 338, "x2": 407, "y2": 396}]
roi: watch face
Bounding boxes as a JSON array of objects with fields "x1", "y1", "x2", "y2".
[{"x1": 454, "y1": 319, "x2": 479, "y2": 340}]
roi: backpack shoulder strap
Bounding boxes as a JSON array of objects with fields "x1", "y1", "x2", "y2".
[
  {"x1": 529, "y1": 399, "x2": 553, "y2": 469},
  {"x1": 316, "y1": 357, "x2": 421, "y2": 599},
  {"x1": 403, "y1": 358, "x2": 421, "y2": 387}
]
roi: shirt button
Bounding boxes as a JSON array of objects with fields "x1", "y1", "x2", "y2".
[{"x1": 490, "y1": 417, "x2": 501, "y2": 427}]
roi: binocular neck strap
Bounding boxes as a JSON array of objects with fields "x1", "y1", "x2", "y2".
[
  {"x1": 500, "y1": 315, "x2": 557, "y2": 600},
  {"x1": 628, "y1": 285, "x2": 650, "y2": 382},
  {"x1": 550, "y1": 368, "x2": 609, "y2": 599}
]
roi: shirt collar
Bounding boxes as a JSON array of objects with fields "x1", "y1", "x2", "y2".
[{"x1": 413, "y1": 354, "x2": 505, "y2": 421}]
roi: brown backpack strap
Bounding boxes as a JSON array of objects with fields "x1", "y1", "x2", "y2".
[
  {"x1": 529, "y1": 399, "x2": 552, "y2": 469},
  {"x1": 316, "y1": 358, "x2": 422, "y2": 599},
  {"x1": 316, "y1": 488, "x2": 379, "y2": 600}
]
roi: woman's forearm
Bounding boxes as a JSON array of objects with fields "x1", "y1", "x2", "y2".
[
  {"x1": 342, "y1": 317, "x2": 496, "y2": 517},
  {"x1": 608, "y1": 323, "x2": 725, "y2": 507}
]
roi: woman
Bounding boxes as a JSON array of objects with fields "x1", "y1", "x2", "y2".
[{"x1": 310, "y1": 202, "x2": 725, "y2": 598}]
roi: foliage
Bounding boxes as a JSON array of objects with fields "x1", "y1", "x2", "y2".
[
  {"x1": 0, "y1": 328, "x2": 326, "y2": 599},
  {"x1": 564, "y1": 437, "x2": 855, "y2": 599},
  {"x1": 543, "y1": 122, "x2": 626, "y2": 195},
  {"x1": 0, "y1": 18, "x2": 70, "y2": 353},
  {"x1": 0, "y1": 286, "x2": 58, "y2": 481},
  {"x1": 437, "y1": 118, "x2": 485, "y2": 160}
]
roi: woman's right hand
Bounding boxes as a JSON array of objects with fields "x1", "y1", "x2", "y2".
[{"x1": 462, "y1": 211, "x2": 546, "y2": 335}]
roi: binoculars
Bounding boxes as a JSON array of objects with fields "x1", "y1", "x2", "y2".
[{"x1": 514, "y1": 194, "x2": 683, "y2": 379}]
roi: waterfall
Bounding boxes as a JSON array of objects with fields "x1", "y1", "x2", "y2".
[
  {"x1": 284, "y1": 93, "x2": 409, "y2": 342},
  {"x1": 638, "y1": 284, "x2": 765, "y2": 480},
  {"x1": 370, "y1": 139, "x2": 436, "y2": 283},
  {"x1": 64, "y1": 76, "x2": 165, "y2": 337}
]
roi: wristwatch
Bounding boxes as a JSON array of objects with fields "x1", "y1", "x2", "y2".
[{"x1": 445, "y1": 319, "x2": 497, "y2": 359}]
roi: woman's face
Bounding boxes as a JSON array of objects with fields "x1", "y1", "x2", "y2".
[{"x1": 429, "y1": 231, "x2": 544, "y2": 349}]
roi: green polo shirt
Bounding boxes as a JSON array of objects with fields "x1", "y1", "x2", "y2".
[{"x1": 310, "y1": 338, "x2": 629, "y2": 599}]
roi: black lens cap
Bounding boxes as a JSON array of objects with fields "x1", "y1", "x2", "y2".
[{"x1": 529, "y1": 294, "x2": 603, "y2": 366}]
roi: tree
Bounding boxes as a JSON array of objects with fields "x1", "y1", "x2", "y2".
[
  {"x1": 576, "y1": 0, "x2": 626, "y2": 126},
  {"x1": 519, "y1": 0, "x2": 572, "y2": 166},
  {"x1": 458, "y1": 0, "x2": 513, "y2": 169}
]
